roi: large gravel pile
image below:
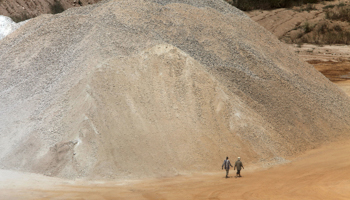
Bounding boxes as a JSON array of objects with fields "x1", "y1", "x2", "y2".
[{"x1": 1, "y1": 0, "x2": 350, "y2": 179}]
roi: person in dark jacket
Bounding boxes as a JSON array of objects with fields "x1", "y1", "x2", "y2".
[
  {"x1": 222, "y1": 157, "x2": 233, "y2": 178},
  {"x1": 234, "y1": 157, "x2": 244, "y2": 177}
]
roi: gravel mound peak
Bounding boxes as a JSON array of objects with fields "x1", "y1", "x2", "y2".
[{"x1": 1, "y1": 0, "x2": 350, "y2": 179}]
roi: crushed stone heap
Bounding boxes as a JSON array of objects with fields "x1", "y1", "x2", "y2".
[{"x1": 1, "y1": 0, "x2": 350, "y2": 179}]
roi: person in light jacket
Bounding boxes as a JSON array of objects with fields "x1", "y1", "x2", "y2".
[
  {"x1": 222, "y1": 157, "x2": 233, "y2": 178},
  {"x1": 234, "y1": 157, "x2": 244, "y2": 177}
]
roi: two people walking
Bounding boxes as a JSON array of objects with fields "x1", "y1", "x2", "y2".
[{"x1": 222, "y1": 157, "x2": 244, "y2": 178}]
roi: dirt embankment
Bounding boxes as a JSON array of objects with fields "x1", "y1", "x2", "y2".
[
  {"x1": 247, "y1": 0, "x2": 350, "y2": 45},
  {"x1": 0, "y1": 0, "x2": 102, "y2": 22}
]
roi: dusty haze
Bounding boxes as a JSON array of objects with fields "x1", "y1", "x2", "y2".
[{"x1": 1, "y1": 0, "x2": 350, "y2": 180}]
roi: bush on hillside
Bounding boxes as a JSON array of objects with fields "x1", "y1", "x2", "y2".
[
  {"x1": 291, "y1": 22, "x2": 350, "y2": 45},
  {"x1": 303, "y1": 22, "x2": 314, "y2": 33},
  {"x1": 325, "y1": 5, "x2": 350, "y2": 22},
  {"x1": 50, "y1": 1, "x2": 65, "y2": 14},
  {"x1": 323, "y1": 4, "x2": 335, "y2": 9},
  {"x1": 9, "y1": 0, "x2": 65, "y2": 22},
  {"x1": 231, "y1": 0, "x2": 333, "y2": 11},
  {"x1": 10, "y1": 13, "x2": 32, "y2": 23}
]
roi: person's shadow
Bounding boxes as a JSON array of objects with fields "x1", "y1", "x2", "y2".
[{"x1": 223, "y1": 176, "x2": 243, "y2": 178}]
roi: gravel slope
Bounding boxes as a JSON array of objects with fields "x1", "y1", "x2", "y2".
[{"x1": 1, "y1": 0, "x2": 350, "y2": 179}]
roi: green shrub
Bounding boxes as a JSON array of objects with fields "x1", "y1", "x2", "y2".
[
  {"x1": 304, "y1": 3, "x2": 317, "y2": 12},
  {"x1": 236, "y1": 0, "x2": 325, "y2": 11},
  {"x1": 303, "y1": 22, "x2": 314, "y2": 33},
  {"x1": 50, "y1": 0, "x2": 65, "y2": 14},
  {"x1": 10, "y1": 13, "x2": 31, "y2": 23},
  {"x1": 291, "y1": 21, "x2": 350, "y2": 45},
  {"x1": 317, "y1": 22, "x2": 328, "y2": 34},
  {"x1": 333, "y1": 24, "x2": 342, "y2": 32},
  {"x1": 323, "y1": 4, "x2": 335, "y2": 9},
  {"x1": 338, "y1": 2, "x2": 346, "y2": 7},
  {"x1": 325, "y1": 6, "x2": 350, "y2": 22}
]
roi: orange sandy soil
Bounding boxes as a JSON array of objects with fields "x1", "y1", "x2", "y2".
[
  {"x1": 292, "y1": 44, "x2": 350, "y2": 96},
  {"x1": 1, "y1": 139, "x2": 349, "y2": 200},
  {"x1": 308, "y1": 60, "x2": 350, "y2": 96}
]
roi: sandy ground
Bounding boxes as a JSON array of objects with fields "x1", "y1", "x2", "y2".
[
  {"x1": 336, "y1": 80, "x2": 350, "y2": 96},
  {"x1": 302, "y1": 51, "x2": 350, "y2": 96},
  {"x1": 293, "y1": 44, "x2": 350, "y2": 62},
  {"x1": 0, "y1": 139, "x2": 349, "y2": 200}
]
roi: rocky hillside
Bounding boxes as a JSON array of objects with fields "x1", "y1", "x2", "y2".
[
  {"x1": 1, "y1": 0, "x2": 350, "y2": 180},
  {"x1": 247, "y1": 0, "x2": 350, "y2": 45}
]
